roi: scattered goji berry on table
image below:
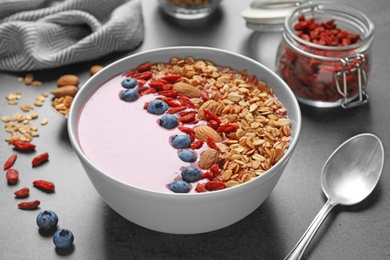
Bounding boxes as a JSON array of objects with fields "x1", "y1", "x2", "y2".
[
  {"x1": 3, "y1": 154, "x2": 17, "y2": 170},
  {"x1": 32, "y1": 152, "x2": 49, "y2": 167},
  {"x1": 6, "y1": 168, "x2": 19, "y2": 184},
  {"x1": 14, "y1": 187, "x2": 30, "y2": 198},
  {"x1": 18, "y1": 200, "x2": 40, "y2": 210},
  {"x1": 11, "y1": 141, "x2": 36, "y2": 151},
  {"x1": 33, "y1": 180, "x2": 55, "y2": 192}
]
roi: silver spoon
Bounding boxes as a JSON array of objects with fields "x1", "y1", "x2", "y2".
[{"x1": 285, "y1": 133, "x2": 384, "y2": 260}]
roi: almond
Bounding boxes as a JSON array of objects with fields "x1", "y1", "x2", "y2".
[
  {"x1": 51, "y1": 86, "x2": 78, "y2": 98},
  {"x1": 194, "y1": 125, "x2": 222, "y2": 142},
  {"x1": 90, "y1": 65, "x2": 103, "y2": 76},
  {"x1": 57, "y1": 74, "x2": 79, "y2": 87},
  {"x1": 199, "y1": 148, "x2": 219, "y2": 169},
  {"x1": 173, "y1": 82, "x2": 201, "y2": 98},
  {"x1": 197, "y1": 100, "x2": 223, "y2": 120}
]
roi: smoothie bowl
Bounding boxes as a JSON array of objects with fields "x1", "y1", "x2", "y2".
[{"x1": 67, "y1": 47, "x2": 301, "y2": 234}]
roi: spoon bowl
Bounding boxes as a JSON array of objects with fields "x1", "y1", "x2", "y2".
[
  {"x1": 285, "y1": 133, "x2": 384, "y2": 260},
  {"x1": 322, "y1": 133, "x2": 384, "y2": 205}
]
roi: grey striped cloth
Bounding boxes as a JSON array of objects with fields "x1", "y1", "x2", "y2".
[{"x1": 0, "y1": 0, "x2": 144, "y2": 72}]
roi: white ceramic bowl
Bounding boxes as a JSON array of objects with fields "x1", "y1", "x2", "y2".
[{"x1": 67, "y1": 47, "x2": 302, "y2": 234}]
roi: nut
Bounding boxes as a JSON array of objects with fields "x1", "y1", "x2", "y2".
[
  {"x1": 199, "y1": 148, "x2": 219, "y2": 169},
  {"x1": 90, "y1": 65, "x2": 103, "y2": 76},
  {"x1": 57, "y1": 74, "x2": 79, "y2": 87},
  {"x1": 173, "y1": 82, "x2": 201, "y2": 98},
  {"x1": 194, "y1": 125, "x2": 222, "y2": 142},
  {"x1": 51, "y1": 86, "x2": 78, "y2": 98},
  {"x1": 197, "y1": 99, "x2": 223, "y2": 120}
]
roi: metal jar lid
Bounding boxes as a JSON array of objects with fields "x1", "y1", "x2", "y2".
[{"x1": 241, "y1": 0, "x2": 310, "y2": 31}]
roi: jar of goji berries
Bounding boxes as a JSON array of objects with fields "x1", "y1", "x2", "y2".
[{"x1": 276, "y1": 2, "x2": 375, "y2": 108}]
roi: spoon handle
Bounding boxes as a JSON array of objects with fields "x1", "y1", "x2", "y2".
[{"x1": 284, "y1": 199, "x2": 337, "y2": 260}]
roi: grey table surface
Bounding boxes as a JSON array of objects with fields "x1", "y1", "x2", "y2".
[{"x1": 1, "y1": 0, "x2": 389, "y2": 259}]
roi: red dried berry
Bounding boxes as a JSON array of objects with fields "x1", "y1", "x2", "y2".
[
  {"x1": 136, "y1": 62, "x2": 152, "y2": 72},
  {"x1": 6, "y1": 168, "x2": 19, "y2": 184},
  {"x1": 33, "y1": 180, "x2": 55, "y2": 192},
  {"x1": 4, "y1": 154, "x2": 17, "y2": 170},
  {"x1": 32, "y1": 152, "x2": 49, "y2": 167},
  {"x1": 217, "y1": 123, "x2": 238, "y2": 133},
  {"x1": 206, "y1": 136, "x2": 218, "y2": 150},
  {"x1": 18, "y1": 200, "x2": 40, "y2": 210},
  {"x1": 11, "y1": 141, "x2": 36, "y2": 151},
  {"x1": 14, "y1": 187, "x2": 30, "y2": 198},
  {"x1": 190, "y1": 140, "x2": 204, "y2": 150},
  {"x1": 195, "y1": 183, "x2": 207, "y2": 193},
  {"x1": 162, "y1": 74, "x2": 181, "y2": 83},
  {"x1": 205, "y1": 181, "x2": 226, "y2": 191}
]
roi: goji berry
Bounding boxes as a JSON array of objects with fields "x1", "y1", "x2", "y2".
[
  {"x1": 33, "y1": 180, "x2": 55, "y2": 192},
  {"x1": 177, "y1": 96, "x2": 196, "y2": 108},
  {"x1": 138, "y1": 87, "x2": 156, "y2": 96},
  {"x1": 202, "y1": 171, "x2": 214, "y2": 180},
  {"x1": 195, "y1": 183, "x2": 207, "y2": 193},
  {"x1": 158, "y1": 90, "x2": 178, "y2": 98},
  {"x1": 166, "y1": 106, "x2": 187, "y2": 114},
  {"x1": 11, "y1": 141, "x2": 36, "y2": 151},
  {"x1": 136, "y1": 62, "x2": 151, "y2": 72},
  {"x1": 207, "y1": 119, "x2": 219, "y2": 130},
  {"x1": 190, "y1": 140, "x2": 204, "y2": 150},
  {"x1": 178, "y1": 126, "x2": 195, "y2": 135},
  {"x1": 165, "y1": 99, "x2": 182, "y2": 107},
  {"x1": 4, "y1": 154, "x2": 17, "y2": 170},
  {"x1": 209, "y1": 164, "x2": 220, "y2": 174},
  {"x1": 217, "y1": 123, "x2": 238, "y2": 133},
  {"x1": 161, "y1": 83, "x2": 173, "y2": 90},
  {"x1": 6, "y1": 168, "x2": 19, "y2": 184},
  {"x1": 32, "y1": 152, "x2": 49, "y2": 167},
  {"x1": 14, "y1": 187, "x2": 30, "y2": 198},
  {"x1": 203, "y1": 109, "x2": 221, "y2": 124},
  {"x1": 162, "y1": 74, "x2": 181, "y2": 83},
  {"x1": 125, "y1": 69, "x2": 136, "y2": 77},
  {"x1": 200, "y1": 90, "x2": 209, "y2": 101},
  {"x1": 149, "y1": 79, "x2": 165, "y2": 90},
  {"x1": 178, "y1": 112, "x2": 196, "y2": 124},
  {"x1": 206, "y1": 136, "x2": 218, "y2": 150},
  {"x1": 205, "y1": 181, "x2": 226, "y2": 191},
  {"x1": 18, "y1": 200, "x2": 40, "y2": 210},
  {"x1": 133, "y1": 71, "x2": 153, "y2": 80}
]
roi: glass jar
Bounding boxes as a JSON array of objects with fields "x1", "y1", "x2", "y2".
[
  {"x1": 157, "y1": 0, "x2": 222, "y2": 20},
  {"x1": 275, "y1": 2, "x2": 375, "y2": 108}
]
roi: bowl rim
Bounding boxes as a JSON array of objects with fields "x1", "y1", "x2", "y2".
[{"x1": 67, "y1": 46, "x2": 302, "y2": 197}]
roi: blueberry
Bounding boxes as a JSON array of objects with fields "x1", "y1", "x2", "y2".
[
  {"x1": 178, "y1": 149, "x2": 197, "y2": 163},
  {"x1": 36, "y1": 210, "x2": 59, "y2": 231},
  {"x1": 169, "y1": 180, "x2": 191, "y2": 193},
  {"x1": 147, "y1": 100, "x2": 169, "y2": 115},
  {"x1": 121, "y1": 78, "x2": 138, "y2": 89},
  {"x1": 53, "y1": 229, "x2": 74, "y2": 249},
  {"x1": 171, "y1": 135, "x2": 191, "y2": 149},
  {"x1": 159, "y1": 114, "x2": 179, "y2": 129},
  {"x1": 120, "y1": 89, "x2": 139, "y2": 102},
  {"x1": 181, "y1": 166, "x2": 202, "y2": 183}
]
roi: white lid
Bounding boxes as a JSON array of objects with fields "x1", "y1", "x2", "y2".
[{"x1": 241, "y1": 0, "x2": 310, "y2": 31}]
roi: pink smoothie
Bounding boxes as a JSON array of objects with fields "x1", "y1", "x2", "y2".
[{"x1": 77, "y1": 74, "x2": 204, "y2": 193}]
